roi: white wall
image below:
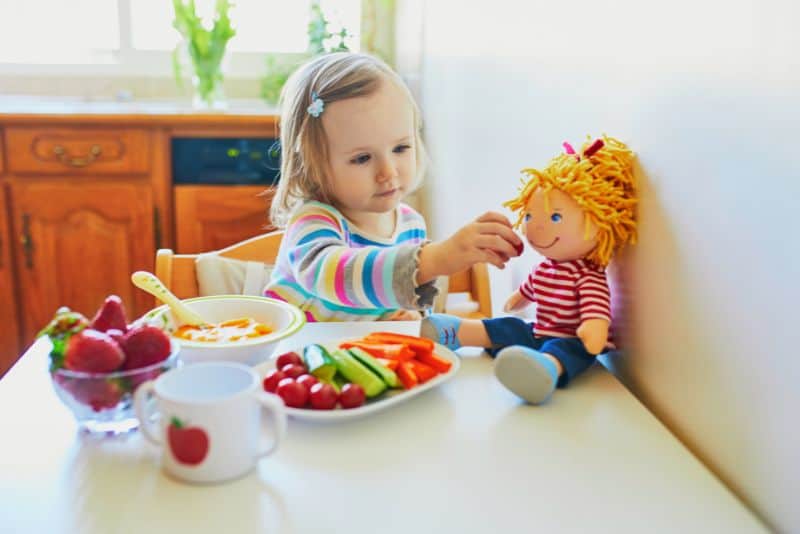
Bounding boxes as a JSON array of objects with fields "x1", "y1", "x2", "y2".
[{"x1": 417, "y1": 1, "x2": 799, "y2": 531}]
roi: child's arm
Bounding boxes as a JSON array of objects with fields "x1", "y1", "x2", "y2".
[
  {"x1": 417, "y1": 211, "x2": 522, "y2": 284},
  {"x1": 282, "y1": 203, "x2": 434, "y2": 310},
  {"x1": 575, "y1": 269, "x2": 612, "y2": 354}
]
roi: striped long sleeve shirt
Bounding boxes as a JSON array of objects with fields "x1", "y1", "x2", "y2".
[
  {"x1": 264, "y1": 201, "x2": 438, "y2": 322},
  {"x1": 519, "y1": 258, "x2": 612, "y2": 339}
]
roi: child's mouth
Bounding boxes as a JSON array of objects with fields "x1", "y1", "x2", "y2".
[{"x1": 375, "y1": 188, "x2": 398, "y2": 198}]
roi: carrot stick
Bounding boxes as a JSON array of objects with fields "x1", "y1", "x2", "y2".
[
  {"x1": 416, "y1": 351, "x2": 453, "y2": 373},
  {"x1": 363, "y1": 332, "x2": 434, "y2": 352},
  {"x1": 376, "y1": 358, "x2": 399, "y2": 371},
  {"x1": 339, "y1": 341, "x2": 415, "y2": 361},
  {"x1": 407, "y1": 360, "x2": 438, "y2": 383},
  {"x1": 396, "y1": 361, "x2": 419, "y2": 390}
]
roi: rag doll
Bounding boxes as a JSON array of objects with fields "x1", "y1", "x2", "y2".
[{"x1": 421, "y1": 136, "x2": 637, "y2": 404}]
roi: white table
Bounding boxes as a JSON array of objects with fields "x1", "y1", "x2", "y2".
[{"x1": 0, "y1": 322, "x2": 765, "y2": 533}]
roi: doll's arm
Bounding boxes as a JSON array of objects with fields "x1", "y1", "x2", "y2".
[
  {"x1": 503, "y1": 289, "x2": 530, "y2": 313},
  {"x1": 576, "y1": 318, "x2": 609, "y2": 355}
]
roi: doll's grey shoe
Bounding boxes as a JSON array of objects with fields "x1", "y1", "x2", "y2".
[
  {"x1": 494, "y1": 345, "x2": 559, "y2": 405},
  {"x1": 419, "y1": 314, "x2": 462, "y2": 350}
]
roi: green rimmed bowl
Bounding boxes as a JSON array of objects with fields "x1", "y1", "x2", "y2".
[{"x1": 143, "y1": 295, "x2": 305, "y2": 366}]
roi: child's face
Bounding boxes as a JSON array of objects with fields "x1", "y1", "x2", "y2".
[
  {"x1": 322, "y1": 79, "x2": 417, "y2": 220},
  {"x1": 522, "y1": 188, "x2": 598, "y2": 262}
]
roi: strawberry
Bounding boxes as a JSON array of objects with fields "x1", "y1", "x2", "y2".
[
  {"x1": 120, "y1": 325, "x2": 172, "y2": 370},
  {"x1": 64, "y1": 329, "x2": 125, "y2": 373},
  {"x1": 89, "y1": 295, "x2": 128, "y2": 333},
  {"x1": 513, "y1": 240, "x2": 524, "y2": 255},
  {"x1": 65, "y1": 377, "x2": 127, "y2": 412}
]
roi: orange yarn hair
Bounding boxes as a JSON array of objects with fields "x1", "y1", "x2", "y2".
[{"x1": 503, "y1": 135, "x2": 638, "y2": 267}]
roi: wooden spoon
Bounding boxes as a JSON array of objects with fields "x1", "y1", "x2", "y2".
[{"x1": 131, "y1": 271, "x2": 210, "y2": 327}]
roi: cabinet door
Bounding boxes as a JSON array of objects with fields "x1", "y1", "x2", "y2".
[
  {"x1": 0, "y1": 185, "x2": 21, "y2": 376},
  {"x1": 10, "y1": 181, "x2": 155, "y2": 347},
  {"x1": 174, "y1": 185, "x2": 274, "y2": 254}
]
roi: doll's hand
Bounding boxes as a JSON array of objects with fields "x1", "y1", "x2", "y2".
[
  {"x1": 417, "y1": 212, "x2": 522, "y2": 283},
  {"x1": 576, "y1": 318, "x2": 610, "y2": 355},
  {"x1": 503, "y1": 290, "x2": 529, "y2": 313},
  {"x1": 384, "y1": 309, "x2": 423, "y2": 321}
]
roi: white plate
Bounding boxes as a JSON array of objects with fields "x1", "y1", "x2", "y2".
[{"x1": 254, "y1": 342, "x2": 460, "y2": 421}]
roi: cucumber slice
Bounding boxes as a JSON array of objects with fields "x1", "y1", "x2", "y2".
[
  {"x1": 303, "y1": 344, "x2": 337, "y2": 382},
  {"x1": 329, "y1": 349, "x2": 387, "y2": 398},
  {"x1": 347, "y1": 347, "x2": 399, "y2": 388}
]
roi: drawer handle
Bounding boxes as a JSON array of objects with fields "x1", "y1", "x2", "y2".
[
  {"x1": 53, "y1": 144, "x2": 102, "y2": 167},
  {"x1": 20, "y1": 213, "x2": 34, "y2": 269}
]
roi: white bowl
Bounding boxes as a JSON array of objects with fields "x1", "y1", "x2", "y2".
[{"x1": 143, "y1": 295, "x2": 305, "y2": 366}]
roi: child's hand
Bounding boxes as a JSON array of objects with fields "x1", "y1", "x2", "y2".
[
  {"x1": 417, "y1": 212, "x2": 522, "y2": 283},
  {"x1": 383, "y1": 309, "x2": 423, "y2": 321},
  {"x1": 576, "y1": 318, "x2": 609, "y2": 355}
]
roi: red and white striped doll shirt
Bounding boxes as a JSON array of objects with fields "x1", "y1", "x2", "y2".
[{"x1": 518, "y1": 258, "x2": 611, "y2": 339}]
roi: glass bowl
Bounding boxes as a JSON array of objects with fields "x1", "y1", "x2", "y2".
[{"x1": 50, "y1": 344, "x2": 179, "y2": 435}]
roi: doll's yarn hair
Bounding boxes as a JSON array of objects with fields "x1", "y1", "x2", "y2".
[{"x1": 504, "y1": 135, "x2": 638, "y2": 267}]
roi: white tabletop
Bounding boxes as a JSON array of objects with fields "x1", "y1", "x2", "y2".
[{"x1": 0, "y1": 322, "x2": 765, "y2": 533}]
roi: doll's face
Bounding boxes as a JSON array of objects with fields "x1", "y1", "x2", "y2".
[{"x1": 522, "y1": 188, "x2": 598, "y2": 262}]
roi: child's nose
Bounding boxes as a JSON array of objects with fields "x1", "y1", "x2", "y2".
[{"x1": 376, "y1": 158, "x2": 397, "y2": 181}]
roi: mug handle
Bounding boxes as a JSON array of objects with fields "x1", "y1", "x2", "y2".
[
  {"x1": 134, "y1": 381, "x2": 161, "y2": 446},
  {"x1": 255, "y1": 391, "x2": 287, "y2": 458}
]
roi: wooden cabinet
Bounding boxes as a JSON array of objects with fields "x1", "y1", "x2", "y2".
[
  {"x1": 5, "y1": 127, "x2": 151, "y2": 175},
  {"x1": 174, "y1": 185, "x2": 275, "y2": 253},
  {"x1": 0, "y1": 185, "x2": 22, "y2": 375},
  {"x1": 9, "y1": 180, "x2": 155, "y2": 345},
  {"x1": 0, "y1": 110, "x2": 279, "y2": 375}
]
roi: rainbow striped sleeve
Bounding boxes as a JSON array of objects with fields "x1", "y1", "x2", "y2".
[{"x1": 279, "y1": 201, "x2": 431, "y2": 310}]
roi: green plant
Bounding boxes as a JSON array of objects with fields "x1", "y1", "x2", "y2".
[
  {"x1": 307, "y1": 2, "x2": 351, "y2": 55},
  {"x1": 172, "y1": 0, "x2": 236, "y2": 107},
  {"x1": 259, "y1": 3, "x2": 351, "y2": 105}
]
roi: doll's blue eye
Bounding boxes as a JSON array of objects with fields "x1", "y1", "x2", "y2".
[
  {"x1": 551, "y1": 213, "x2": 562, "y2": 222},
  {"x1": 524, "y1": 213, "x2": 532, "y2": 222}
]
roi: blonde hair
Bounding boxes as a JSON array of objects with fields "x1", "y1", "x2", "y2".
[
  {"x1": 504, "y1": 135, "x2": 638, "y2": 266},
  {"x1": 269, "y1": 52, "x2": 427, "y2": 227}
]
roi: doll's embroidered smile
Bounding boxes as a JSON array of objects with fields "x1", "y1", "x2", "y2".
[{"x1": 531, "y1": 237, "x2": 559, "y2": 249}]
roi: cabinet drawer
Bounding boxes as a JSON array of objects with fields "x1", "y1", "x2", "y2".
[{"x1": 5, "y1": 127, "x2": 151, "y2": 175}]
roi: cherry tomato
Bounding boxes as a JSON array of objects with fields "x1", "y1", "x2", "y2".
[
  {"x1": 276, "y1": 378, "x2": 309, "y2": 408},
  {"x1": 275, "y1": 351, "x2": 304, "y2": 370},
  {"x1": 281, "y1": 363, "x2": 306, "y2": 379},
  {"x1": 262, "y1": 369, "x2": 287, "y2": 393},
  {"x1": 339, "y1": 383, "x2": 366, "y2": 409},
  {"x1": 296, "y1": 374, "x2": 319, "y2": 392},
  {"x1": 309, "y1": 383, "x2": 338, "y2": 410}
]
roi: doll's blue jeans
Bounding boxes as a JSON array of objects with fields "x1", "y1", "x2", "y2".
[{"x1": 482, "y1": 317, "x2": 596, "y2": 388}]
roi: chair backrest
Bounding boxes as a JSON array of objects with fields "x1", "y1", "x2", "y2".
[
  {"x1": 155, "y1": 231, "x2": 284, "y2": 303},
  {"x1": 438, "y1": 263, "x2": 492, "y2": 319},
  {"x1": 154, "y1": 230, "x2": 491, "y2": 318}
]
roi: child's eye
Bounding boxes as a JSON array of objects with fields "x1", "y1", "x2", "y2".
[
  {"x1": 351, "y1": 154, "x2": 371, "y2": 165},
  {"x1": 551, "y1": 213, "x2": 562, "y2": 222},
  {"x1": 393, "y1": 144, "x2": 411, "y2": 154},
  {"x1": 524, "y1": 213, "x2": 532, "y2": 222}
]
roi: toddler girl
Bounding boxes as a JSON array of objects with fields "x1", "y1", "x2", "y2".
[{"x1": 265, "y1": 52, "x2": 521, "y2": 322}]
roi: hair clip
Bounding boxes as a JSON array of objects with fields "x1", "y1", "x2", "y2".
[
  {"x1": 307, "y1": 91, "x2": 324, "y2": 118},
  {"x1": 583, "y1": 139, "x2": 605, "y2": 158},
  {"x1": 563, "y1": 142, "x2": 580, "y2": 160}
]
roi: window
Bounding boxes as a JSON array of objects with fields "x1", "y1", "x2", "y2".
[{"x1": 0, "y1": 0, "x2": 360, "y2": 78}]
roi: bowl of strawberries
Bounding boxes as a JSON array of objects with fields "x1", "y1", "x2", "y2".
[{"x1": 41, "y1": 295, "x2": 179, "y2": 434}]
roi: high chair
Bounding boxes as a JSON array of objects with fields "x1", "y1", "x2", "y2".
[{"x1": 154, "y1": 231, "x2": 492, "y2": 318}]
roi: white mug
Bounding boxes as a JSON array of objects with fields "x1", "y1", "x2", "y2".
[{"x1": 134, "y1": 361, "x2": 287, "y2": 484}]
